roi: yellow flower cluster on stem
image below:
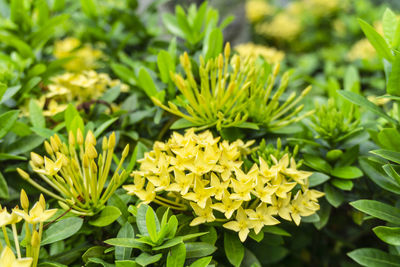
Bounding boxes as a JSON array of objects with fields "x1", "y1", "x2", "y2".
[
  {"x1": 53, "y1": 37, "x2": 103, "y2": 72},
  {"x1": 17, "y1": 129, "x2": 130, "y2": 216},
  {"x1": 124, "y1": 129, "x2": 324, "y2": 242},
  {"x1": 235, "y1": 43, "x2": 285, "y2": 64},
  {"x1": 152, "y1": 43, "x2": 312, "y2": 131},
  {"x1": 0, "y1": 190, "x2": 57, "y2": 267}
]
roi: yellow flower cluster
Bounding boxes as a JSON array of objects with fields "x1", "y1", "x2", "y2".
[
  {"x1": 54, "y1": 37, "x2": 103, "y2": 72},
  {"x1": 0, "y1": 190, "x2": 57, "y2": 267},
  {"x1": 256, "y1": 14, "x2": 302, "y2": 41},
  {"x1": 347, "y1": 39, "x2": 376, "y2": 61},
  {"x1": 124, "y1": 129, "x2": 324, "y2": 242},
  {"x1": 235, "y1": 43, "x2": 285, "y2": 64},
  {"x1": 245, "y1": 0, "x2": 275, "y2": 23},
  {"x1": 38, "y1": 70, "x2": 128, "y2": 116},
  {"x1": 301, "y1": 0, "x2": 343, "y2": 17},
  {"x1": 17, "y1": 130, "x2": 130, "y2": 216}
]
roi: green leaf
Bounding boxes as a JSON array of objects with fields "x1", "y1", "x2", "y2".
[
  {"x1": 115, "y1": 260, "x2": 137, "y2": 267},
  {"x1": 135, "y1": 252, "x2": 162, "y2": 266},
  {"x1": 303, "y1": 154, "x2": 332, "y2": 173},
  {"x1": 152, "y1": 237, "x2": 183, "y2": 250},
  {"x1": 170, "y1": 118, "x2": 199, "y2": 129},
  {"x1": 136, "y1": 204, "x2": 149, "y2": 236},
  {"x1": 324, "y1": 183, "x2": 344, "y2": 208},
  {"x1": 377, "y1": 128, "x2": 400, "y2": 151},
  {"x1": 145, "y1": 206, "x2": 159, "y2": 243},
  {"x1": 383, "y1": 8, "x2": 398, "y2": 44},
  {"x1": 138, "y1": 68, "x2": 163, "y2": 102},
  {"x1": 94, "y1": 117, "x2": 119, "y2": 138},
  {"x1": 348, "y1": 248, "x2": 400, "y2": 267},
  {"x1": 82, "y1": 246, "x2": 106, "y2": 264},
  {"x1": 309, "y1": 172, "x2": 330, "y2": 187},
  {"x1": 350, "y1": 200, "x2": 400, "y2": 224},
  {"x1": 383, "y1": 164, "x2": 400, "y2": 185},
  {"x1": 372, "y1": 150, "x2": 400, "y2": 164},
  {"x1": 358, "y1": 18, "x2": 394, "y2": 61},
  {"x1": 203, "y1": 28, "x2": 223, "y2": 61},
  {"x1": 388, "y1": 53, "x2": 400, "y2": 96},
  {"x1": 8, "y1": 135, "x2": 44, "y2": 155},
  {"x1": 224, "y1": 232, "x2": 244, "y2": 267},
  {"x1": 89, "y1": 206, "x2": 122, "y2": 227},
  {"x1": 373, "y1": 226, "x2": 400, "y2": 245},
  {"x1": 263, "y1": 226, "x2": 291, "y2": 237},
  {"x1": 0, "y1": 110, "x2": 19, "y2": 139},
  {"x1": 0, "y1": 172, "x2": 9, "y2": 199},
  {"x1": 338, "y1": 90, "x2": 397, "y2": 124},
  {"x1": 105, "y1": 238, "x2": 149, "y2": 251},
  {"x1": 111, "y1": 63, "x2": 136, "y2": 86},
  {"x1": 185, "y1": 242, "x2": 217, "y2": 258},
  {"x1": 331, "y1": 179, "x2": 354, "y2": 191},
  {"x1": 331, "y1": 166, "x2": 363, "y2": 179},
  {"x1": 41, "y1": 217, "x2": 83, "y2": 245},
  {"x1": 115, "y1": 222, "x2": 134, "y2": 260},
  {"x1": 64, "y1": 104, "x2": 84, "y2": 135},
  {"x1": 167, "y1": 243, "x2": 186, "y2": 267},
  {"x1": 157, "y1": 50, "x2": 175, "y2": 83},
  {"x1": 29, "y1": 99, "x2": 45, "y2": 128},
  {"x1": 162, "y1": 13, "x2": 185, "y2": 38},
  {"x1": 80, "y1": 0, "x2": 97, "y2": 18},
  {"x1": 189, "y1": 256, "x2": 212, "y2": 267}
]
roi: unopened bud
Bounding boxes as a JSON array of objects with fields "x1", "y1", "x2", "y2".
[
  {"x1": 122, "y1": 144, "x2": 130, "y2": 158},
  {"x1": 108, "y1": 132, "x2": 116, "y2": 150},
  {"x1": 68, "y1": 131, "x2": 75, "y2": 146},
  {"x1": 31, "y1": 230, "x2": 39, "y2": 247},
  {"x1": 31, "y1": 152, "x2": 44, "y2": 166},
  {"x1": 224, "y1": 42, "x2": 231, "y2": 59},
  {"x1": 58, "y1": 201, "x2": 70, "y2": 211},
  {"x1": 83, "y1": 154, "x2": 89, "y2": 168},
  {"x1": 50, "y1": 136, "x2": 59, "y2": 152},
  {"x1": 39, "y1": 194, "x2": 46, "y2": 209},
  {"x1": 17, "y1": 168, "x2": 30, "y2": 180},
  {"x1": 86, "y1": 144, "x2": 98, "y2": 159},
  {"x1": 85, "y1": 130, "x2": 96, "y2": 146},
  {"x1": 44, "y1": 141, "x2": 53, "y2": 156},
  {"x1": 218, "y1": 54, "x2": 223, "y2": 69},
  {"x1": 20, "y1": 189, "x2": 29, "y2": 211},
  {"x1": 76, "y1": 128, "x2": 84, "y2": 145},
  {"x1": 102, "y1": 136, "x2": 108, "y2": 151},
  {"x1": 91, "y1": 161, "x2": 98, "y2": 174}
]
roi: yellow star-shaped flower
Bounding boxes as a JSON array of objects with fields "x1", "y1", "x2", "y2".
[{"x1": 0, "y1": 246, "x2": 32, "y2": 267}]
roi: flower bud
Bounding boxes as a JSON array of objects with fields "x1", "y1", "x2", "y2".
[
  {"x1": 76, "y1": 128, "x2": 84, "y2": 145},
  {"x1": 102, "y1": 136, "x2": 108, "y2": 151},
  {"x1": 85, "y1": 130, "x2": 96, "y2": 146},
  {"x1": 44, "y1": 141, "x2": 54, "y2": 156},
  {"x1": 39, "y1": 194, "x2": 46, "y2": 209},
  {"x1": 122, "y1": 144, "x2": 130, "y2": 159},
  {"x1": 50, "y1": 136, "x2": 59, "y2": 152},
  {"x1": 31, "y1": 230, "x2": 40, "y2": 247},
  {"x1": 224, "y1": 42, "x2": 231, "y2": 59},
  {"x1": 31, "y1": 152, "x2": 44, "y2": 167},
  {"x1": 86, "y1": 144, "x2": 98, "y2": 159},
  {"x1": 17, "y1": 168, "x2": 30, "y2": 180},
  {"x1": 68, "y1": 131, "x2": 75, "y2": 146},
  {"x1": 20, "y1": 189, "x2": 29, "y2": 211},
  {"x1": 108, "y1": 132, "x2": 116, "y2": 150}
]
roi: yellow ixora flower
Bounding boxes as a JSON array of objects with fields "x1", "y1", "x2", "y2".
[
  {"x1": 18, "y1": 129, "x2": 130, "y2": 216},
  {"x1": 124, "y1": 129, "x2": 324, "y2": 242},
  {"x1": 0, "y1": 246, "x2": 32, "y2": 267},
  {"x1": 235, "y1": 43, "x2": 285, "y2": 64},
  {"x1": 246, "y1": 0, "x2": 275, "y2": 23},
  {"x1": 53, "y1": 37, "x2": 103, "y2": 72}
]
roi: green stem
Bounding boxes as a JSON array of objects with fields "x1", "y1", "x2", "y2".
[
  {"x1": 1, "y1": 226, "x2": 11, "y2": 248},
  {"x1": 11, "y1": 224, "x2": 21, "y2": 258}
]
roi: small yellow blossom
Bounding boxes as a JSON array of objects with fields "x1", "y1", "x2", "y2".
[
  {"x1": 223, "y1": 207, "x2": 254, "y2": 242},
  {"x1": 235, "y1": 43, "x2": 285, "y2": 64},
  {"x1": 0, "y1": 208, "x2": 22, "y2": 227},
  {"x1": 190, "y1": 199, "x2": 215, "y2": 226},
  {"x1": 246, "y1": 0, "x2": 274, "y2": 23},
  {"x1": 347, "y1": 39, "x2": 377, "y2": 61},
  {"x1": 13, "y1": 196, "x2": 57, "y2": 224},
  {"x1": 0, "y1": 246, "x2": 32, "y2": 267},
  {"x1": 245, "y1": 203, "x2": 279, "y2": 234},
  {"x1": 256, "y1": 14, "x2": 301, "y2": 41},
  {"x1": 54, "y1": 37, "x2": 103, "y2": 72}
]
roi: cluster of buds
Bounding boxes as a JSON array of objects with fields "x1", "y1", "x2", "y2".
[
  {"x1": 0, "y1": 190, "x2": 57, "y2": 267},
  {"x1": 124, "y1": 129, "x2": 324, "y2": 242},
  {"x1": 18, "y1": 129, "x2": 130, "y2": 216},
  {"x1": 152, "y1": 42, "x2": 312, "y2": 132}
]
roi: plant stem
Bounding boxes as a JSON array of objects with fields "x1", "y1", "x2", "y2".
[{"x1": 11, "y1": 224, "x2": 21, "y2": 258}]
